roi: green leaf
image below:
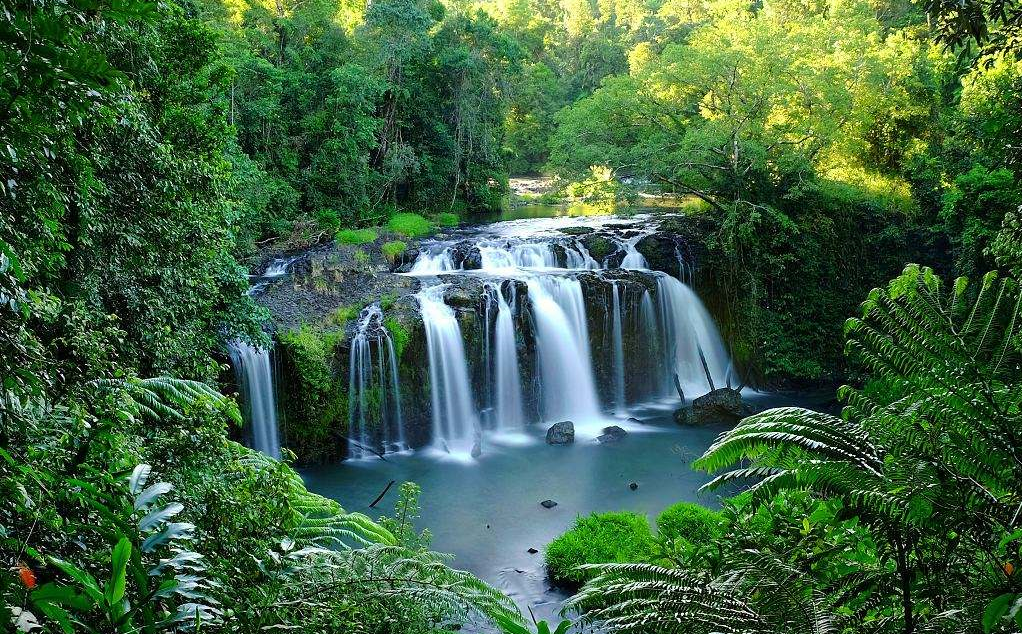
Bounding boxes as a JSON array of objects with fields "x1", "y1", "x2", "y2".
[
  {"x1": 106, "y1": 537, "x2": 131, "y2": 606},
  {"x1": 984, "y1": 593, "x2": 1015, "y2": 633},
  {"x1": 49, "y1": 558, "x2": 103, "y2": 605}
]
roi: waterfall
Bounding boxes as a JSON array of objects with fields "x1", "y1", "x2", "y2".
[
  {"x1": 347, "y1": 305, "x2": 405, "y2": 458},
  {"x1": 485, "y1": 283, "x2": 525, "y2": 432},
  {"x1": 396, "y1": 216, "x2": 735, "y2": 458},
  {"x1": 620, "y1": 237, "x2": 648, "y2": 270},
  {"x1": 228, "y1": 341, "x2": 282, "y2": 459},
  {"x1": 652, "y1": 273, "x2": 729, "y2": 395},
  {"x1": 610, "y1": 282, "x2": 626, "y2": 413},
  {"x1": 525, "y1": 276, "x2": 602, "y2": 424},
  {"x1": 417, "y1": 284, "x2": 480, "y2": 453}
]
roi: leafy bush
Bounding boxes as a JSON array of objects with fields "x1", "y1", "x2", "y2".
[
  {"x1": 335, "y1": 227, "x2": 378, "y2": 245},
  {"x1": 435, "y1": 212, "x2": 461, "y2": 227},
  {"x1": 382, "y1": 240, "x2": 407, "y2": 264},
  {"x1": 656, "y1": 502, "x2": 723, "y2": 544},
  {"x1": 545, "y1": 512, "x2": 655, "y2": 586},
  {"x1": 387, "y1": 213, "x2": 433, "y2": 238}
]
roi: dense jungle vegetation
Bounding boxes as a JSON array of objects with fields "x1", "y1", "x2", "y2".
[{"x1": 2, "y1": 0, "x2": 1022, "y2": 630}]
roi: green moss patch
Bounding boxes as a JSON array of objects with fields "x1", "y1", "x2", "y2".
[
  {"x1": 387, "y1": 213, "x2": 434, "y2": 238},
  {"x1": 335, "y1": 227, "x2": 378, "y2": 245},
  {"x1": 545, "y1": 512, "x2": 655, "y2": 587}
]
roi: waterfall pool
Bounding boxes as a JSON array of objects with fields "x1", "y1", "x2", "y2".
[{"x1": 301, "y1": 390, "x2": 833, "y2": 623}]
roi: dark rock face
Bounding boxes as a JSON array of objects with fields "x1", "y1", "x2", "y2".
[
  {"x1": 391, "y1": 246, "x2": 420, "y2": 273},
  {"x1": 546, "y1": 421, "x2": 575, "y2": 445},
  {"x1": 690, "y1": 387, "x2": 745, "y2": 424},
  {"x1": 580, "y1": 234, "x2": 616, "y2": 262},
  {"x1": 541, "y1": 499, "x2": 558, "y2": 509},
  {"x1": 673, "y1": 407, "x2": 694, "y2": 425},
  {"x1": 635, "y1": 234, "x2": 683, "y2": 279},
  {"x1": 561, "y1": 226, "x2": 594, "y2": 236},
  {"x1": 597, "y1": 425, "x2": 628, "y2": 443},
  {"x1": 448, "y1": 240, "x2": 483, "y2": 270}
]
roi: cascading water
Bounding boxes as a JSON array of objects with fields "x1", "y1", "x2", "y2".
[
  {"x1": 609, "y1": 282, "x2": 627, "y2": 412},
  {"x1": 228, "y1": 341, "x2": 282, "y2": 459},
  {"x1": 652, "y1": 273, "x2": 730, "y2": 395},
  {"x1": 417, "y1": 284, "x2": 480, "y2": 454},
  {"x1": 484, "y1": 282, "x2": 525, "y2": 432},
  {"x1": 347, "y1": 305, "x2": 405, "y2": 458},
  {"x1": 525, "y1": 276, "x2": 602, "y2": 424},
  {"x1": 397, "y1": 215, "x2": 733, "y2": 456}
]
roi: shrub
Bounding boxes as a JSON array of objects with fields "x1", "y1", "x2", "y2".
[
  {"x1": 435, "y1": 212, "x2": 460, "y2": 227},
  {"x1": 387, "y1": 212, "x2": 433, "y2": 237},
  {"x1": 335, "y1": 227, "x2": 378, "y2": 245},
  {"x1": 382, "y1": 240, "x2": 407, "y2": 264},
  {"x1": 656, "y1": 502, "x2": 723, "y2": 544},
  {"x1": 545, "y1": 512, "x2": 655, "y2": 586}
]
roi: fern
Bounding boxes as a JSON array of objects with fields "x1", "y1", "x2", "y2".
[
  {"x1": 578, "y1": 267, "x2": 1022, "y2": 634},
  {"x1": 237, "y1": 450, "x2": 526, "y2": 630},
  {"x1": 85, "y1": 376, "x2": 242, "y2": 425}
]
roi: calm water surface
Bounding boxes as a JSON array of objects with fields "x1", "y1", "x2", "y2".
[{"x1": 301, "y1": 391, "x2": 832, "y2": 623}]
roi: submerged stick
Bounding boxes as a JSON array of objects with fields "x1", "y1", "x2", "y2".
[
  {"x1": 349, "y1": 439, "x2": 389, "y2": 462},
  {"x1": 673, "y1": 373, "x2": 686, "y2": 403},
  {"x1": 697, "y1": 344, "x2": 715, "y2": 391},
  {"x1": 369, "y1": 480, "x2": 396, "y2": 508}
]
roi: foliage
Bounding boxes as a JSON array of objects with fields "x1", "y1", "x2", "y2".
[
  {"x1": 388, "y1": 213, "x2": 435, "y2": 238},
  {"x1": 435, "y1": 212, "x2": 462, "y2": 227},
  {"x1": 564, "y1": 266, "x2": 1022, "y2": 634},
  {"x1": 545, "y1": 513, "x2": 655, "y2": 586},
  {"x1": 337, "y1": 228, "x2": 380, "y2": 245},
  {"x1": 382, "y1": 240, "x2": 409, "y2": 264},
  {"x1": 655, "y1": 502, "x2": 722, "y2": 544},
  {"x1": 385, "y1": 317, "x2": 412, "y2": 359}
]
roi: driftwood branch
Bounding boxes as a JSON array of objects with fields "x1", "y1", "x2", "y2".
[
  {"x1": 697, "y1": 344, "x2": 715, "y2": 391},
  {"x1": 369, "y1": 480, "x2": 396, "y2": 509},
  {"x1": 349, "y1": 439, "x2": 389, "y2": 462},
  {"x1": 673, "y1": 373, "x2": 686, "y2": 403}
]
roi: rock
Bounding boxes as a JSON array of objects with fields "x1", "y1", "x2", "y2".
[
  {"x1": 580, "y1": 234, "x2": 616, "y2": 262},
  {"x1": 635, "y1": 234, "x2": 682, "y2": 278},
  {"x1": 541, "y1": 499, "x2": 558, "y2": 509},
  {"x1": 471, "y1": 439, "x2": 482, "y2": 458},
  {"x1": 561, "y1": 226, "x2": 594, "y2": 236},
  {"x1": 691, "y1": 387, "x2": 745, "y2": 424},
  {"x1": 546, "y1": 421, "x2": 575, "y2": 445},
  {"x1": 597, "y1": 425, "x2": 628, "y2": 443},
  {"x1": 445, "y1": 240, "x2": 483, "y2": 270},
  {"x1": 443, "y1": 280, "x2": 480, "y2": 309},
  {"x1": 629, "y1": 482, "x2": 638, "y2": 490},
  {"x1": 528, "y1": 547, "x2": 539, "y2": 554},
  {"x1": 673, "y1": 407, "x2": 694, "y2": 425},
  {"x1": 391, "y1": 246, "x2": 421, "y2": 273}
]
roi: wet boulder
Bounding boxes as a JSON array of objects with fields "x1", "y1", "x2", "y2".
[
  {"x1": 546, "y1": 421, "x2": 575, "y2": 445},
  {"x1": 597, "y1": 425, "x2": 628, "y2": 443},
  {"x1": 541, "y1": 499, "x2": 558, "y2": 509},
  {"x1": 691, "y1": 387, "x2": 745, "y2": 424},
  {"x1": 391, "y1": 246, "x2": 421, "y2": 273},
  {"x1": 561, "y1": 226, "x2": 594, "y2": 236},
  {"x1": 448, "y1": 240, "x2": 482, "y2": 270},
  {"x1": 673, "y1": 407, "x2": 694, "y2": 426},
  {"x1": 635, "y1": 234, "x2": 682, "y2": 278},
  {"x1": 580, "y1": 234, "x2": 616, "y2": 262}
]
